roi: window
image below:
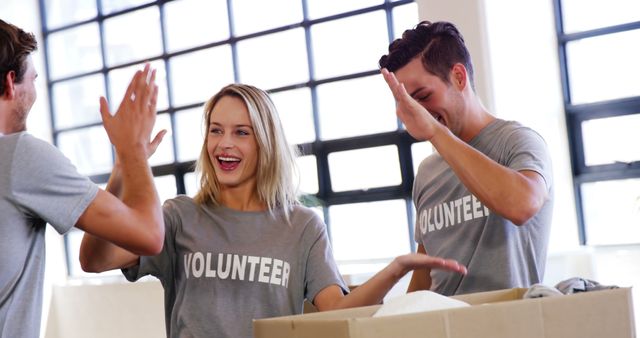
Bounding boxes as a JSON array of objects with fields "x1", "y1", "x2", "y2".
[
  {"x1": 554, "y1": 0, "x2": 640, "y2": 245},
  {"x1": 40, "y1": 0, "x2": 420, "y2": 277}
]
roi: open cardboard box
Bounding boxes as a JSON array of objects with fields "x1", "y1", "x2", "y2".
[{"x1": 254, "y1": 287, "x2": 635, "y2": 338}]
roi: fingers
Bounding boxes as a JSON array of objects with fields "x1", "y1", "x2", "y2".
[
  {"x1": 381, "y1": 68, "x2": 402, "y2": 100},
  {"x1": 430, "y1": 257, "x2": 466, "y2": 274},
  {"x1": 381, "y1": 68, "x2": 413, "y2": 108},
  {"x1": 411, "y1": 254, "x2": 467, "y2": 275},
  {"x1": 441, "y1": 259, "x2": 467, "y2": 275},
  {"x1": 149, "y1": 83, "x2": 159, "y2": 113},
  {"x1": 122, "y1": 69, "x2": 143, "y2": 108},
  {"x1": 137, "y1": 66, "x2": 157, "y2": 111}
]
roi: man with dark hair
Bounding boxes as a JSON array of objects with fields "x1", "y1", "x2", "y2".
[
  {"x1": 380, "y1": 21, "x2": 554, "y2": 296},
  {"x1": 0, "y1": 18, "x2": 165, "y2": 337}
]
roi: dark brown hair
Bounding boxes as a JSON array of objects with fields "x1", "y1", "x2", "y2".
[
  {"x1": 379, "y1": 21, "x2": 475, "y2": 90},
  {"x1": 0, "y1": 19, "x2": 38, "y2": 95}
]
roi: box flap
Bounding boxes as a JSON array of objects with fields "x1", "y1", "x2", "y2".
[{"x1": 452, "y1": 288, "x2": 527, "y2": 305}]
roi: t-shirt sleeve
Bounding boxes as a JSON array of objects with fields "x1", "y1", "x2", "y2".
[
  {"x1": 122, "y1": 201, "x2": 177, "y2": 283},
  {"x1": 504, "y1": 127, "x2": 553, "y2": 191},
  {"x1": 303, "y1": 214, "x2": 349, "y2": 303},
  {"x1": 9, "y1": 134, "x2": 98, "y2": 235}
]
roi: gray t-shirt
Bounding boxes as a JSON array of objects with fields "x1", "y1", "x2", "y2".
[
  {"x1": 0, "y1": 132, "x2": 98, "y2": 338},
  {"x1": 123, "y1": 196, "x2": 347, "y2": 338},
  {"x1": 413, "y1": 119, "x2": 553, "y2": 296}
]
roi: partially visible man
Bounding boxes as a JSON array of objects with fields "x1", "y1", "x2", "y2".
[
  {"x1": 0, "y1": 18, "x2": 164, "y2": 337},
  {"x1": 379, "y1": 21, "x2": 553, "y2": 296}
]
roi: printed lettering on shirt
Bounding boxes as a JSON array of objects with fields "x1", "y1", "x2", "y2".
[
  {"x1": 183, "y1": 252, "x2": 290, "y2": 288},
  {"x1": 418, "y1": 194, "x2": 490, "y2": 235}
]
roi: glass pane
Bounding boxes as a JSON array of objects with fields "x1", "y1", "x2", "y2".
[
  {"x1": 311, "y1": 11, "x2": 389, "y2": 79},
  {"x1": 328, "y1": 145, "x2": 401, "y2": 192},
  {"x1": 567, "y1": 29, "x2": 640, "y2": 104},
  {"x1": 57, "y1": 126, "x2": 113, "y2": 176},
  {"x1": 47, "y1": 23, "x2": 102, "y2": 80},
  {"x1": 561, "y1": 0, "x2": 640, "y2": 33},
  {"x1": 45, "y1": 0, "x2": 96, "y2": 29},
  {"x1": 237, "y1": 28, "x2": 308, "y2": 90},
  {"x1": 330, "y1": 199, "x2": 410, "y2": 261},
  {"x1": 164, "y1": 0, "x2": 229, "y2": 52},
  {"x1": 296, "y1": 155, "x2": 318, "y2": 194},
  {"x1": 411, "y1": 141, "x2": 434, "y2": 175},
  {"x1": 52, "y1": 74, "x2": 105, "y2": 129},
  {"x1": 307, "y1": 0, "x2": 383, "y2": 19},
  {"x1": 102, "y1": 0, "x2": 154, "y2": 15},
  {"x1": 269, "y1": 88, "x2": 315, "y2": 145},
  {"x1": 232, "y1": 0, "x2": 302, "y2": 36},
  {"x1": 149, "y1": 113, "x2": 175, "y2": 166},
  {"x1": 317, "y1": 74, "x2": 396, "y2": 140},
  {"x1": 155, "y1": 175, "x2": 177, "y2": 204},
  {"x1": 392, "y1": 3, "x2": 419, "y2": 39},
  {"x1": 175, "y1": 108, "x2": 205, "y2": 163},
  {"x1": 108, "y1": 60, "x2": 169, "y2": 112},
  {"x1": 103, "y1": 7, "x2": 162, "y2": 66},
  {"x1": 582, "y1": 179, "x2": 640, "y2": 245},
  {"x1": 582, "y1": 114, "x2": 640, "y2": 166},
  {"x1": 169, "y1": 46, "x2": 234, "y2": 107},
  {"x1": 184, "y1": 172, "x2": 199, "y2": 197}
]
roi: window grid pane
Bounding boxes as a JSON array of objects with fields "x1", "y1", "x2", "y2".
[
  {"x1": 556, "y1": 0, "x2": 640, "y2": 245},
  {"x1": 582, "y1": 114, "x2": 640, "y2": 166},
  {"x1": 103, "y1": 7, "x2": 163, "y2": 66},
  {"x1": 52, "y1": 74, "x2": 105, "y2": 130},
  {"x1": 164, "y1": 0, "x2": 229, "y2": 53},
  {"x1": 329, "y1": 145, "x2": 401, "y2": 192},
  {"x1": 311, "y1": 10, "x2": 389, "y2": 80},
  {"x1": 47, "y1": 23, "x2": 102, "y2": 80},
  {"x1": 317, "y1": 74, "x2": 397, "y2": 140},
  {"x1": 561, "y1": 0, "x2": 640, "y2": 33},
  {"x1": 42, "y1": 1, "x2": 418, "y2": 276},
  {"x1": 582, "y1": 179, "x2": 640, "y2": 245},
  {"x1": 330, "y1": 199, "x2": 410, "y2": 262},
  {"x1": 566, "y1": 29, "x2": 640, "y2": 104}
]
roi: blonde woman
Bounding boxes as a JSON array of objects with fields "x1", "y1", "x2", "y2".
[{"x1": 80, "y1": 84, "x2": 466, "y2": 338}]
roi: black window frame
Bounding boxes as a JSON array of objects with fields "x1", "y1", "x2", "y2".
[
  {"x1": 37, "y1": 0, "x2": 421, "y2": 277},
  {"x1": 553, "y1": 0, "x2": 640, "y2": 245}
]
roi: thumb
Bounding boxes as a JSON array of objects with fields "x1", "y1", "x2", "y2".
[
  {"x1": 99, "y1": 96, "x2": 111, "y2": 123},
  {"x1": 151, "y1": 129, "x2": 167, "y2": 148},
  {"x1": 148, "y1": 129, "x2": 167, "y2": 157}
]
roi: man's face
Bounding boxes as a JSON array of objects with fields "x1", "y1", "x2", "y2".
[
  {"x1": 11, "y1": 55, "x2": 38, "y2": 132},
  {"x1": 394, "y1": 57, "x2": 465, "y2": 137}
]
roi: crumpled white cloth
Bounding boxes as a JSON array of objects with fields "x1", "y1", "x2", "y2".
[{"x1": 373, "y1": 290, "x2": 470, "y2": 317}]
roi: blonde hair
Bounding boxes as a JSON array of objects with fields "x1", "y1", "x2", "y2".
[{"x1": 194, "y1": 84, "x2": 299, "y2": 218}]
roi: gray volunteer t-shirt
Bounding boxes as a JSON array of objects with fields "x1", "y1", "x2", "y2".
[
  {"x1": 413, "y1": 119, "x2": 553, "y2": 296},
  {"x1": 0, "y1": 132, "x2": 98, "y2": 338},
  {"x1": 123, "y1": 196, "x2": 347, "y2": 338}
]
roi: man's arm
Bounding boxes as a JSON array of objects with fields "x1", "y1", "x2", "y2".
[
  {"x1": 75, "y1": 64, "x2": 164, "y2": 270},
  {"x1": 381, "y1": 68, "x2": 548, "y2": 225}
]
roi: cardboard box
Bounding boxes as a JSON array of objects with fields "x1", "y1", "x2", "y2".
[{"x1": 254, "y1": 287, "x2": 635, "y2": 338}]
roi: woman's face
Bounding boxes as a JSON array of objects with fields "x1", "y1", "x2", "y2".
[{"x1": 206, "y1": 95, "x2": 259, "y2": 193}]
